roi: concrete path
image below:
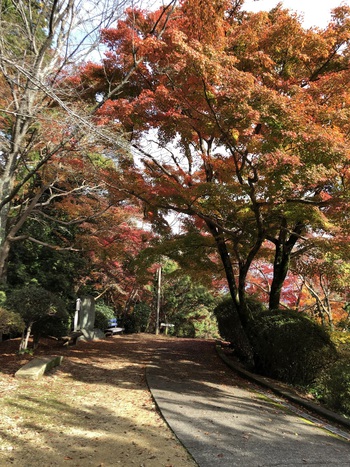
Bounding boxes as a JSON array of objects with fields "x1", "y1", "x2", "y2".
[{"x1": 146, "y1": 339, "x2": 350, "y2": 467}]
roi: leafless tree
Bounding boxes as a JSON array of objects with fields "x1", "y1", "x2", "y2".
[{"x1": 0, "y1": 0, "x2": 154, "y2": 281}]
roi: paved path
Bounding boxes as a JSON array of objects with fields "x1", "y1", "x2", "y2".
[{"x1": 146, "y1": 339, "x2": 350, "y2": 467}]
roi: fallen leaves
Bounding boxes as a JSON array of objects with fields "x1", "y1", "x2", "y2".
[{"x1": 0, "y1": 335, "x2": 196, "y2": 467}]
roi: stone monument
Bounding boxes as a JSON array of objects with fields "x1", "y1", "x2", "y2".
[{"x1": 74, "y1": 296, "x2": 105, "y2": 340}]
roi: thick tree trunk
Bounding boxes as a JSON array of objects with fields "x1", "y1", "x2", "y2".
[
  {"x1": 206, "y1": 221, "x2": 254, "y2": 367},
  {"x1": 269, "y1": 221, "x2": 304, "y2": 310},
  {"x1": 269, "y1": 243, "x2": 291, "y2": 310}
]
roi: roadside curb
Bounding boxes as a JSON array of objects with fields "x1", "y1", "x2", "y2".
[{"x1": 215, "y1": 342, "x2": 350, "y2": 431}]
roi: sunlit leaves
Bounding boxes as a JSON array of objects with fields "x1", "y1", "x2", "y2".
[{"x1": 76, "y1": 0, "x2": 350, "y2": 313}]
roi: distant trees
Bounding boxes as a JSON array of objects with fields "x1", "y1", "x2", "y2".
[{"x1": 159, "y1": 272, "x2": 218, "y2": 338}]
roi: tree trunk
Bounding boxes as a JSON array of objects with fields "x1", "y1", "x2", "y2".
[
  {"x1": 0, "y1": 236, "x2": 11, "y2": 284},
  {"x1": 19, "y1": 322, "x2": 32, "y2": 352},
  {"x1": 205, "y1": 221, "x2": 239, "y2": 306},
  {"x1": 269, "y1": 221, "x2": 304, "y2": 311},
  {"x1": 206, "y1": 220, "x2": 254, "y2": 367},
  {"x1": 269, "y1": 243, "x2": 291, "y2": 310}
]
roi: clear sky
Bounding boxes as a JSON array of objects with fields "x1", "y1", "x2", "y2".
[
  {"x1": 146, "y1": 1, "x2": 350, "y2": 28},
  {"x1": 244, "y1": 0, "x2": 350, "y2": 28}
]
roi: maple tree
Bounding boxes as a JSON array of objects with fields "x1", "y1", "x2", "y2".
[
  {"x1": 3, "y1": 148, "x2": 155, "y2": 316},
  {"x1": 76, "y1": 202, "x2": 154, "y2": 313},
  {"x1": 76, "y1": 0, "x2": 350, "y2": 355},
  {"x1": 293, "y1": 246, "x2": 350, "y2": 329}
]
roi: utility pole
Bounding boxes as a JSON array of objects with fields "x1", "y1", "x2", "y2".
[{"x1": 155, "y1": 266, "x2": 161, "y2": 335}]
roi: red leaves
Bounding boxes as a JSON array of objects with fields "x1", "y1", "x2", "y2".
[{"x1": 68, "y1": 0, "x2": 350, "y2": 313}]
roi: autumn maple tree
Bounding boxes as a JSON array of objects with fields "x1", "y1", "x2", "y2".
[
  {"x1": 73, "y1": 0, "x2": 350, "y2": 356},
  {"x1": 76, "y1": 202, "x2": 154, "y2": 311}
]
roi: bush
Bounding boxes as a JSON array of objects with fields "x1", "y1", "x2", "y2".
[
  {"x1": 95, "y1": 302, "x2": 116, "y2": 330},
  {"x1": 330, "y1": 331, "x2": 350, "y2": 359},
  {"x1": 214, "y1": 296, "x2": 264, "y2": 340},
  {"x1": 247, "y1": 309, "x2": 337, "y2": 385},
  {"x1": 173, "y1": 319, "x2": 196, "y2": 338},
  {"x1": 313, "y1": 360, "x2": 350, "y2": 417},
  {"x1": 121, "y1": 314, "x2": 137, "y2": 334},
  {"x1": 32, "y1": 313, "x2": 70, "y2": 342},
  {"x1": 191, "y1": 308, "x2": 219, "y2": 339},
  {"x1": 117, "y1": 303, "x2": 152, "y2": 334},
  {"x1": 311, "y1": 332, "x2": 350, "y2": 417},
  {"x1": 0, "y1": 307, "x2": 25, "y2": 335},
  {"x1": 171, "y1": 307, "x2": 219, "y2": 338},
  {"x1": 214, "y1": 296, "x2": 263, "y2": 363}
]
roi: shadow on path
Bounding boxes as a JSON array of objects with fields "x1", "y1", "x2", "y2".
[{"x1": 147, "y1": 338, "x2": 350, "y2": 467}]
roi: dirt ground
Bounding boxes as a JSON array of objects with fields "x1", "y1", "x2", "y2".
[{"x1": 0, "y1": 333, "x2": 197, "y2": 467}]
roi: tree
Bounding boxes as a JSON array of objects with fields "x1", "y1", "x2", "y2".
[
  {"x1": 294, "y1": 246, "x2": 350, "y2": 329},
  {"x1": 76, "y1": 202, "x2": 155, "y2": 310},
  {"x1": 5, "y1": 285, "x2": 68, "y2": 351},
  {"x1": 4, "y1": 148, "x2": 156, "y2": 315},
  {"x1": 77, "y1": 0, "x2": 350, "y2": 353},
  {"x1": 0, "y1": 0, "x2": 143, "y2": 282}
]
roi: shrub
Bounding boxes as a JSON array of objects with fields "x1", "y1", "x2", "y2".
[
  {"x1": 214, "y1": 296, "x2": 264, "y2": 339},
  {"x1": 190, "y1": 308, "x2": 219, "y2": 339},
  {"x1": 247, "y1": 309, "x2": 337, "y2": 385},
  {"x1": 0, "y1": 307, "x2": 25, "y2": 335},
  {"x1": 214, "y1": 296, "x2": 263, "y2": 363},
  {"x1": 32, "y1": 313, "x2": 70, "y2": 343},
  {"x1": 311, "y1": 333, "x2": 350, "y2": 416},
  {"x1": 121, "y1": 314, "x2": 137, "y2": 334},
  {"x1": 173, "y1": 319, "x2": 196, "y2": 338},
  {"x1": 313, "y1": 360, "x2": 350, "y2": 417},
  {"x1": 168, "y1": 306, "x2": 219, "y2": 338},
  {"x1": 330, "y1": 331, "x2": 350, "y2": 359},
  {"x1": 117, "y1": 303, "x2": 152, "y2": 334},
  {"x1": 95, "y1": 302, "x2": 116, "y2": 330}
]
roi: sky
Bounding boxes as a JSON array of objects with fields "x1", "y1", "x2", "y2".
[
  {"x1": 147, "y1": 1, "x2": 350, "y2": 28},
  {"x1": 242, "y1": 0, "x2": 350, "y2": 28}
]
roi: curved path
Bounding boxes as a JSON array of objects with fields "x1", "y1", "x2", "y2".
[{"x1": 146, "y1": 338, "x2": 350, "y2": 467}]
